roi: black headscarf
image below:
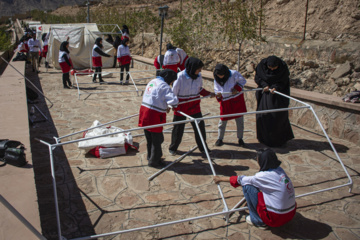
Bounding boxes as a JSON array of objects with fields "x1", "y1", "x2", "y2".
[
  {"x1": 41, "y1": 33, "x2": 47, "y2": 42},
  {"x1": 60, "y1": 41, "x2": 69, "y2": 53},
  {"x1": 159, "y1": 69, "x2": 177, "y2": 85},
  {"x1": 257, "y1": 148, "x2": 281, "y2": 171},
  {"x1": 122, "y1": 25, "x2": 129, "y2": 35},
  {"x1": 214, "y1": 64, "x2": 230, "y2": 86},
  {"x1": 121, "y1": 38, "x2": 129, "y2": 46},
  {"x1": 166, "y1": 43, "x2": 176, "y2": 50},
  {"x1": 95, "y1": 37, "x2": 103, "y2": 49},
  {"x1": 255, "y1": 55, "x2": 290, "y2": 86},
  {"x1": 105, "y1": 34, "x2": 114, "y2": 44},
  {"x1": 113, "y1": 36, "x2": 121, "y2": 49},
  {"x1": 185, "y1": 57, "x2": 204, "y2": 80}
]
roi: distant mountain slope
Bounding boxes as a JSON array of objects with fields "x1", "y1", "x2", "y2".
[{"x1": 0, "y1": 0, "x2": 85, "y2": 17}]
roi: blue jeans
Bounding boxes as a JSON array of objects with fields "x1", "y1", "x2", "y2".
[{"x1": 243, "y1": 185, "x2": 265, "y2": 226}]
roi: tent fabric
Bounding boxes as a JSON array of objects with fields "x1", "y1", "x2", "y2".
[{"x1": 40, "y1": 23, "x2": 115, "y2": 69}]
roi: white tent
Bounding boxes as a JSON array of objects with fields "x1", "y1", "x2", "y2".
[{"x1": 39, "y1": 23, "x2": 119, "y2": 70}]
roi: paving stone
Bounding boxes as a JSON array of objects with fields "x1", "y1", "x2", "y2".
[{"x1": 27, "y1": 62, "x2": 360, "y2": 240}]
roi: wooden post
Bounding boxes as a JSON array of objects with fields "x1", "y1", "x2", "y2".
[
  {"x1": 303, "y1": 0, "x2": 309, "y2": 40},
  {"x1": 259, "y1": 0, "x2": 262, "y2": 39}
]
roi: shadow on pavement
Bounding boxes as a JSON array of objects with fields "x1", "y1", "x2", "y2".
[
  {"x1": 271, "y1": 212, "x2": 332, "y2": 239},
  {"x1": 27, "y1": 68, "x2": 96, "y2": 240}
]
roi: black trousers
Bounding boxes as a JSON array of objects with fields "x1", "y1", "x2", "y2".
[
  {"x1": 93, "y1": 67, "x2": 102, "y2": 81},
  {"x1": 62, "y1": 72, "x2": 71, "y2": 87},
  {"x1": 169, "y1": 112, "x2": 208, "y2": 152},
  {"x1": 144, "y1": 130, "x2": 164, "y2": 165},
  {"x1": 120, "y1": 64, "x2": 130, "y2": 81}
]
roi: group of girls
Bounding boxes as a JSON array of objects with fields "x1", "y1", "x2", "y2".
[
  {"x1": 58, "y1": 24, "x2": 132, "y2": 88},
  {"x1": 141, "y1": 54, "x2": 296, "y2": 230}
]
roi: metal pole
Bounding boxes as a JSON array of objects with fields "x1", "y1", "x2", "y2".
[
  {"x1": 58, "y1": 113, "x2": 139, "y2": 140},
  {"x1": 303, "y1": 0, "x2": 309, "y2": 40},
  {"x1": 70, "y1": 206, "x2": 249, "y2": 240},
  {"x1": 0, "y1": 194, "x2": 47, "y2": 240},
  {"x1": 177, "y1": 111, "x2": 229, "y2": 213},
  {"x1": 159, "y1": 14, "x2": 164, "y2": 69},
  {"x1": 48, "y1": 144, "x2": 62, "y2": 240},
  {"x1": 0, "y1": 57, "x2": 54, "y2": 108},
  {"x1": 87, "y1": 0, "x2": 90, "y2": 23},
  {"x1": 148, "y1": 146, "x2": 198, "y2": 181},
  {"x1": 51, "y1": 106, "x2": 310, "y2": 148}
]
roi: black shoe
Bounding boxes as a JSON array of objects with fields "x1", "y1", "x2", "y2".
[
  {"x1": 99, "y1": 79, "x2": 105, "y2": 84},
  {"x1": 63, "y1": 85, "x2": 70, "y2": 89},
  {"x1": 124, "y1": 81, "x2": 129, "y2": 85},
  {"x1": 148, "y1": 160, "x2": 167, "y2": 168},
  {"x1": 238, "y1": 139, "x2": 245, "y2": 147},
  {"x1": 169, "y1": 150, "x2": 177, "y2": 156},
  {"x1": 215, "y1": 139, "x2": 224, "y2": 146},
  {"x1": 120, "y1": 80, "x2": 123, "y2": 85},
  {"x1": 93, "y1": 79, "x2": 97, "y2": 83},
  {"x1": 200, "y1": 149, "x2": 212, "y2": 154}
]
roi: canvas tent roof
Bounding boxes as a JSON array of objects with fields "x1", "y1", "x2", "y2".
[{"x1": 40, "y1": 23, "x2": 118, "y2": 70}]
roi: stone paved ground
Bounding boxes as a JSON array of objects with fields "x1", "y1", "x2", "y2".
[{"x1": 28, "y1": 63, "x2": 360, "y2": 240}]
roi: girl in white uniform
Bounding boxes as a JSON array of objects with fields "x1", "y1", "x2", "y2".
[{"x1": 214, "y1": 148, "x2": 296, "y2": 229}]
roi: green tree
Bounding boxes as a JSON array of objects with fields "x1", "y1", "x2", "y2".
[
  {"x1": 0, "y1": 27, "x2": 12, "y2": 51},
  {"x1": 128, "y1": 7, "x2": 160, "y2": 56},
  {"x1": 218, "y1": 0, "x2": 260, "y2": 71}
]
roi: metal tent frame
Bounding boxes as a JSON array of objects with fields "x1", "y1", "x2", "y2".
[
  {"x1": 36, "y1": 90, "x2": 353, "y2": 240},
  {"x1": 73, "y1": 70, "x2": 156, "y2": 99}
]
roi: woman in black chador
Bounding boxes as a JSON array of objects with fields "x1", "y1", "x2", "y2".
[{"x1": 255, "y1": 55, "x2": 294, "y2": 147}]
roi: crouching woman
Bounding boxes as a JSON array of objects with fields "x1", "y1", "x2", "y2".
[{"x1": 214, "y1": 148, "x2": 296, "y2": 229}]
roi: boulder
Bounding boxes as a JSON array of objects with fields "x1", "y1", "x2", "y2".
[
  {"x1": 245, "y1": 63, "x2": 255, "y2": 73},
  {"x1": 354, "y1": 83, "x2": 360, "y2": 91},
  {"x1": 330, "y1": 61, "x2": 352, "y2": 79},
  {"x1": 276, "y1": 0, "x2": 290, "y2": 4},
  {"x1": 301, "y1": 60, "x2": 319, "y2": 68}
]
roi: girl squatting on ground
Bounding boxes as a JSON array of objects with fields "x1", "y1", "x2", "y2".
[{"x1": 214, "y1": 148, "x2": 296, "y2": 229}]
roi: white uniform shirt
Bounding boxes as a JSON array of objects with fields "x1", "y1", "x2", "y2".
[
  {"x1": 172, "y1": 70, "x2": 204, "y2": 100},
  {"x1": 92, "y1": 44, "x2": 101, "y2": 57},
  {"x1": 238, "y1": 167, "x2": 296, "y2": 214},
  {"x1": 142, "y1": 77, "x2": 179, "y2": 113},
  {"x1": 214, "y1": 70, "x2": 247, "y2": 100},
  {"x1": 117, "y1": 45, "x2": 131, "y2": 58},
  {"x1": 176, "y1": 48, "x2": 187, "y2": 64},
  {"x1": 58, "y1": 50, "x2": 70, "y2": 64},
  {"x1": 27, "y1": 38, "x2": 41, "y2": 52},
  {"x1": 164, "y1": 49, "x2": 180, "y2": 66},
  {"x1": 43, "y1": 32, "x2": 50, "y2": 46}
]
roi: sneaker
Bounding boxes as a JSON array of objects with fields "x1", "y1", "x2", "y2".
[
  {"x1": 245, "y1": 215, "x2": 267, "y2": 230},
  {"x1": 238, "y1": 139, "x2": 245, "y2": 147},
  {"x1": 120, "y1": 81, "x2": 123, "y2": 85},
  {"x1": 148, "y1": 160, "x2": 167, "y2": 168},
  {"x1": 215, "y1": 139, "x2": 224, "y2": 146},
  {"x1": 93, "y1": 79, "x2": 97, "y2": 83},
  {"x1": 169, "y1": 150, "x2": 177, "y2": 156},
  {"x1": 124, "y1": 81, "x2": 129, "y2": 85}
]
